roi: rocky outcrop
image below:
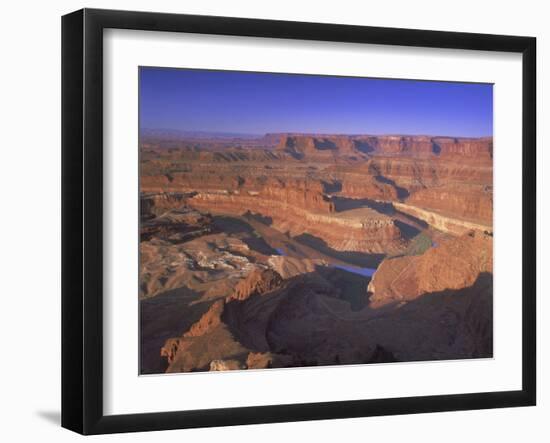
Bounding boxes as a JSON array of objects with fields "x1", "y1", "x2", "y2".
[
  {"x1": 338, "y1": 175, "x2": 399, "y2": 200},
  {"x1": 274, "y1": 134, "x2": 492, "y2": 160},
  {"x1": 141, "y1": 192, "x2": 191, "y2": 219},
  {"x1": 209, "y1": 359, "x2": 244, "y2": 371},
  {"x1": 267, "y1": 256, "x2": 321, "y2": 279},
  {"x1": 188, "y1": 177, "x2": 335, "y2": 214},
  {"x1": 140, "y1": 233, "x2": 258, "y2": 299},
  {"x1": 189, "y1": 190, "x2": 405, "y2": 254},
  {"x1": 367, "y1": 156, "x2": 492, "y2": 192},
  {"x1": 245, "y1": 352, "x2": 294, "y2": 369},
  {"x1": 161, "y1": 298, "x2": 249, "y2": 373},
  {"x1": 246, "y1": 352, "x2": 273, "y2": 369},
  {"x1": 276, "y1": 134, "x2": 363, "y2": 159},
  {"x1": 160, "y1": 337, "x2": 183, "y2": 366},
  {"x1": 406, "y1": 184, "x2": 492, "y2": 225},
  {"x1": 160, "y1": 268, "x2": 282, "y2": 372},
  {"x1": 283, "y1": 208, "x2": 404, "y2": 253},
  {"x1": 229, "y1": 268, "x2": 283, "y2": 301},
  {"x1": 159, "y1": 239, "x2": 493, "y2": 372},
  {"x1": 368, "y1": 232, "x2": 493, "y2": 307},
  {"x1": 141, "y1": 132, "x2": 494, "y2": 374},
  {"x1": 183, "y1": 300, "x2": 225, "y2": 337},
  {"x1": 140, "y1": 206, "x2": 214, "y2": 242},
  {"x1": 432, "y1": 136, "x2": 492, "y2": 159},
  {"x1": 394, "y1": 202, "x2": 492, "y2": 235},
  {"x1": 352, "y1": 135, "x2": 492, "y2": 158},
  {"x1": 354, "y1": 135, "x2": 435, "y2": 155}
]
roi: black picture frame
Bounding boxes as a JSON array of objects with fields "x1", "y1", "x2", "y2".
[{"x1": 61, "y1": 8, "x2": 537, "y2": 435}]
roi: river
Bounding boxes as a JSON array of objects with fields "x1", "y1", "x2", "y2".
[{"x1": 274, "y1": 247, "x2": 376, "y2": 277}]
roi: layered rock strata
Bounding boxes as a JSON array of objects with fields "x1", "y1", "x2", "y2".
[
  {"x1": 140, "y1": 132, "x2": 494, "y2": 373},
  {"x1": 406, "y1": 184, "x2": 492, "y2": 225},
  {"x1": 189, "y1": 191, "x2": 405, "y2": 253},
  {"x1": 394, "y1": 202, "x2": 492, "y2": 235}
]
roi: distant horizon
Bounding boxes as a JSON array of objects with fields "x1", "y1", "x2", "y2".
[
  {"x1": 140, "y1": 127, "x2": 493, "y2": 140},
  {"x1": 140, "y1": 67, "x2": 493, "y2": 138}
]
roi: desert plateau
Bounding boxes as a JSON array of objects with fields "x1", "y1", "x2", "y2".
[
  {"x1": 139, "y1": 130, "x2": 493, "y2": 374},
  {"x1": 139, "y1": 68, "x2": 493, "y2": 374}
]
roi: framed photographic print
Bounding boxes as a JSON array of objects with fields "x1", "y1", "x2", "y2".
[{"x1": 61, "y1": 8, "x2": 536, "y2": 435}]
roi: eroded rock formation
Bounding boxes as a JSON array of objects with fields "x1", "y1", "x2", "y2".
[
  {"x1": 368, "y1": 231, "x2": 493, "y2": 307},
  {"x1": 394, "y1": 202, "x2": 492, "y2": 235},
  {"x1": 229, "y1": 268, "x2": 283, "y2": 301},
  {"x1": 140, "y1": 132, "x2": 494, "y2": 373}
]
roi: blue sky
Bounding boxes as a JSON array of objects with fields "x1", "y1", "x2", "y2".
[{"x1": 139, "y1": 67, "x2": 493, "y2": 137}]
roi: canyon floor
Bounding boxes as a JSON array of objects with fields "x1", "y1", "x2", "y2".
[{"x1": 139, "y1": 133, "x2": 493, "y2": 374}]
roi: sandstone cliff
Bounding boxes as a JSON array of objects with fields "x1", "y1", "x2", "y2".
[
  {"x1": 368, "y1": 231, "x2": 493, "y2": 307},
  {"x1": 394, "y1": 202, "x2": 492, "y2": 235},
  {"x1": 276, "y1": 134, "x2": 363, "y2": 159},
  {"x1": 406, "y1": 184, "x2": 492, "y2": 225},
  {"x1": 140, "y1": 132, "x2": 494, "y2": 373},
  {"x1": 228, "y1": 268, "x2": 283, "y2": 301},
  {"x1": 189, "y1": 192, "x2": 405, "y2": 254},
  {"x1": 274, "y1": 134, "x2": 492, "y2": 160}
]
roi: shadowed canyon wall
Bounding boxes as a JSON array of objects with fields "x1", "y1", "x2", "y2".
[{"x1": 139, "y1": 133, "x2": 494, "y2": 373}]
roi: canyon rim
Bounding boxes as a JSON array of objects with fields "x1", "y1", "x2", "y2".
[{"x1": 139, "y1": 67, "x2": 494, "y2": 374}]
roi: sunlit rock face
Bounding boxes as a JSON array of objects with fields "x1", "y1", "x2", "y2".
[
  {"x1": 368, "y1": 231, "x2": 493, "y2": 307},
  {"x1": 139, "y1": 133, "x2": 493, "y2": 374}
]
